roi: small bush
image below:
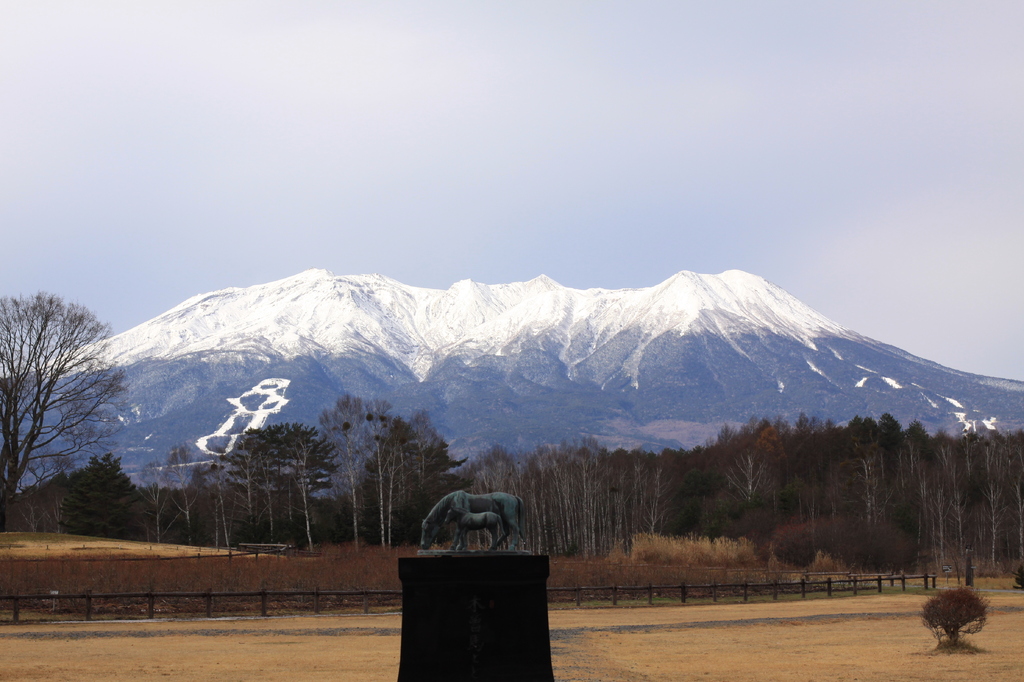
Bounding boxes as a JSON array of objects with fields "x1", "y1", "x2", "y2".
[{"x1": 921, "y1": 588, "x2": 989, "y2": 647}]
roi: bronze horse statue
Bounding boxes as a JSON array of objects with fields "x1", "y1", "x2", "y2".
[{"x1": 420, "y1": 491, "x2": 524, "y2": 551}]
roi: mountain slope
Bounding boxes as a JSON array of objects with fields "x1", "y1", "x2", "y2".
[{"x1": 107, "y1": 269, "x2": 1024, "y2": 469}]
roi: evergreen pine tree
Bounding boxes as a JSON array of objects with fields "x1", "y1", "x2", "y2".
[
  {"x1": 877, "y1": 413, "x2": 904, "y2": 452},
  {"x1": 60, "y1": 453, "x2": 137, "y2": 538}
]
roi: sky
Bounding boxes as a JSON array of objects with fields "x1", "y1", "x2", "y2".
[{"x1": 2, "y1": 2, "x2": 1022, "y2": 381}]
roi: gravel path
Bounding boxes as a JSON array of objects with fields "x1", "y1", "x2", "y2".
[
  {"x1": 3, "y1": 605, "x2": 1019, "y2": 642},
  {"x1": 0, "y1": 626, "x2": 402, "y2": 639}
]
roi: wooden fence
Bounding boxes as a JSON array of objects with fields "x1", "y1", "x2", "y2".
[
  {"x1": 0, "y1": 573, "x2": 935, "y2": 624},
  {"x1": 546, "y1": 573, "x2": 936, "y2": 607}
]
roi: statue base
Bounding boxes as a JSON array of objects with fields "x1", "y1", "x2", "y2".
[
  {"x1": 416, "y1": 549, "x2": 532, "y2": 556},
  {"x1": 397, "y1": 554, "x2": 554, "y2": 682}
]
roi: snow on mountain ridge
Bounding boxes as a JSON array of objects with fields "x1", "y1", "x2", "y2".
[{"x1": 106, "y1": 269, "x2": 858, "y2": 379}]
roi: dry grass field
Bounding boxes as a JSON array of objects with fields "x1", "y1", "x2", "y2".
[
  {"x1": 0, "y1": 591, "x2": 1021, "y2": 681},
  {"x1": 0, "y1": 533, "x2": 230, "y2": 560}
]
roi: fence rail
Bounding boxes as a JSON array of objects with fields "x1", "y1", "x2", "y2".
[
  {"x1": 546, "y1": 573, "x2": 936, "y2": 606},
  {"x1": 0, "y1": 573, "x2": 935, "y2": 624},
  {"x1": 0, "y1": 548, "x2": 321, "y2": 563}
]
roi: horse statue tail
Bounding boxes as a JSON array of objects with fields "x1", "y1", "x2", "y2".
[{"x1": 516, "y1": 494, "x2": 525, "y2": 542}]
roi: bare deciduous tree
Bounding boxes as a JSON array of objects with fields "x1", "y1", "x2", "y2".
[
  {"x1": 726, "y1": 450, "x2": 771, "y2": 503},
  {"x1": 320, "y1": 394, "x2": 371, "y2": 548},
  {"x1": 165, "y1": 446, "x2": 208, "y2": 545},
  {"x1": 139, "y1": 461, "x2": 175, "y2": 543},
  {"x1": 979, "y1": 438, "x2": 1007, "y2": 564},
  {"x1": 0, "y1": 292, "x2": 126, "y2": 531}
]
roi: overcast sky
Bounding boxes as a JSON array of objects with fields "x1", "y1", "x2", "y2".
[{"x1": 2, "y1": 2, "x2": 1022, "y2": 380}]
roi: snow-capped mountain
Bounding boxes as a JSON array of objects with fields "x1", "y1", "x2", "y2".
[
  {"x1": 108, "y1": 269, "x2": 1024, "y2": 469},
  {"x1": 108, "y1": 269, "x2": 853, "y2": 378}
]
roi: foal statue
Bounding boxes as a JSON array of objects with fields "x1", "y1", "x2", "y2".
[{"x1": 443, "y1": 505, "x2": 505, "y2": 551}]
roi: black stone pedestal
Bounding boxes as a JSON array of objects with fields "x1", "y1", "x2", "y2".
[{"x1": 397, "y1": 554, "x2": 554, "y2": 682}]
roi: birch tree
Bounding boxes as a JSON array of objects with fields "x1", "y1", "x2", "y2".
[
  {"x1": 165, "y1": 446, "x2": 207, "y2": 545},
  {"x1": 320, "y1": 395, "x2": 371, "y2": 548}
]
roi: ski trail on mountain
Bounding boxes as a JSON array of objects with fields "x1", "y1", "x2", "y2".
[{"x1": 196, "y1": 379, "x2": 290, "y2": 455}]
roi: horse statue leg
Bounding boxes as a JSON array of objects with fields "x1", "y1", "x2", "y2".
[
  {"x1": 491, "y1": 501, "x2": 511, "y2": 549},
  {"x1": 493, "y1": 522, "x2": 510, "y2": 549},
  {"x1": 488, "y1": 516, "x2": 505, "y2": 550},
  {"x1": 508, "y1": 496, "x2": 524, "y2": 551}
]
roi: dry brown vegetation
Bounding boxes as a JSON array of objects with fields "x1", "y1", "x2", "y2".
[
  {"x1": 548, "y1": 533, "x2": 858, "y2": 589},
  {"x1": 0, "y1": 539, "x2": 415, "y2": 594},
  {"x1": 1, "y1": 593, "x2": 1022, "y2": 681},
  {"x1": 629, "y1": 533, "x2": 759, "y2": 567},
  {"x1": 0, "y1": 532, "x2": 910, "y2": 600},
  {"x1": 2, "y1": 547, "x2": 770, "y2": 597}
]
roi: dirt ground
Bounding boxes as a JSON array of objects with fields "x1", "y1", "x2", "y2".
[{"x1": 0, "y1": 591, "x2": 1021, "y2": 681}]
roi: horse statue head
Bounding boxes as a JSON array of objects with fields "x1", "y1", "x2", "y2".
[
  {"x1": 420, "y1": 492, "x2": 461, "y2": 549},
  {"x1": 420, "y1": 518, "x2": 439, "y2": 550}
]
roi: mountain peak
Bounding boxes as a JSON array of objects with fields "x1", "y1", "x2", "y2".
[
  {"x1": 298, "y1": 267, "x2": 336, "y2": 278},
  {"x1": 106, "y1": 268, "x2": 853, "y2": 373},
  {"x1": 525, "y1": 274, "x2": 561, "y2": 288}
]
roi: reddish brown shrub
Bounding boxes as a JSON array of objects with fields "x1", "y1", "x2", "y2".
[{"x1": 921, "y1": 587, "x2": 989, "y2": 646}]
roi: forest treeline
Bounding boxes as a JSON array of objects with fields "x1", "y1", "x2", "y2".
[{"x1": 10, "y1": 396, "x2": 1024, "y2": 572}]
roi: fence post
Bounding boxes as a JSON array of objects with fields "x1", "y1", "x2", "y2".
[
  {"x1": 85, "y1": 590, "x2": 93, "y2": 621},
  {"x1": 743, "y1": 583, "x2": 748, "y2": 602},
  {"x1": 923, "y1": 575, "x2": 928, "y2": 590},
  {"x1": 612, "y1": 586, "x2": 618, "y2": 606},
  {"x1": 261, "y1": 590, "x2": 268, "y2": 617},
  {"x1": 205, "y1": 590, "x2": 213, "y2": 619},
  {"x1": 772, "y1": 580, "x2": 778, "y2": 600},
  {"x1": 314, "y1": 587, "x2": 320, "y2": 615},
  {"x1": 800, "y1": 578, "x2": 806, "y2": 598},
  {"x1": 363, "y1": 590, "x2": 369, "y2": 614},
  {"x1": 889, "y1": 573, "x2": 895, "y2": 588},
  {"x1": 932, "y1": 575, "x2": 936, "y2": 588},
  {"x1": 852, "y1": 575, "x2": 858, "y2": 596},
  {"x1": 712, "y1": 582, "x2": 717, "y2": 603},
  {"x1": 901, "y1": 573, "x2": 906, "y2": 592},
  {"x1": 147, "y1": 593, "x2": 155, "y2": 619},
  {"x1": 12, "y1": 597, "x2": 19, "y2": 624},
  {"x1": 575, "y1": 586, "x2": 581, "y2": 607},
  {"x1": 877, "y1": 576, "x2": 882, "y2": 593},
  {"x1": 647, "y1": 584, "x2": 653, "y2": 606},
  {"x1": 680, "y1": 583, "x2": 686, "y2": 604},
  {"x1": 827, "y1": 578, "x2": 832, "y2": 597}
]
